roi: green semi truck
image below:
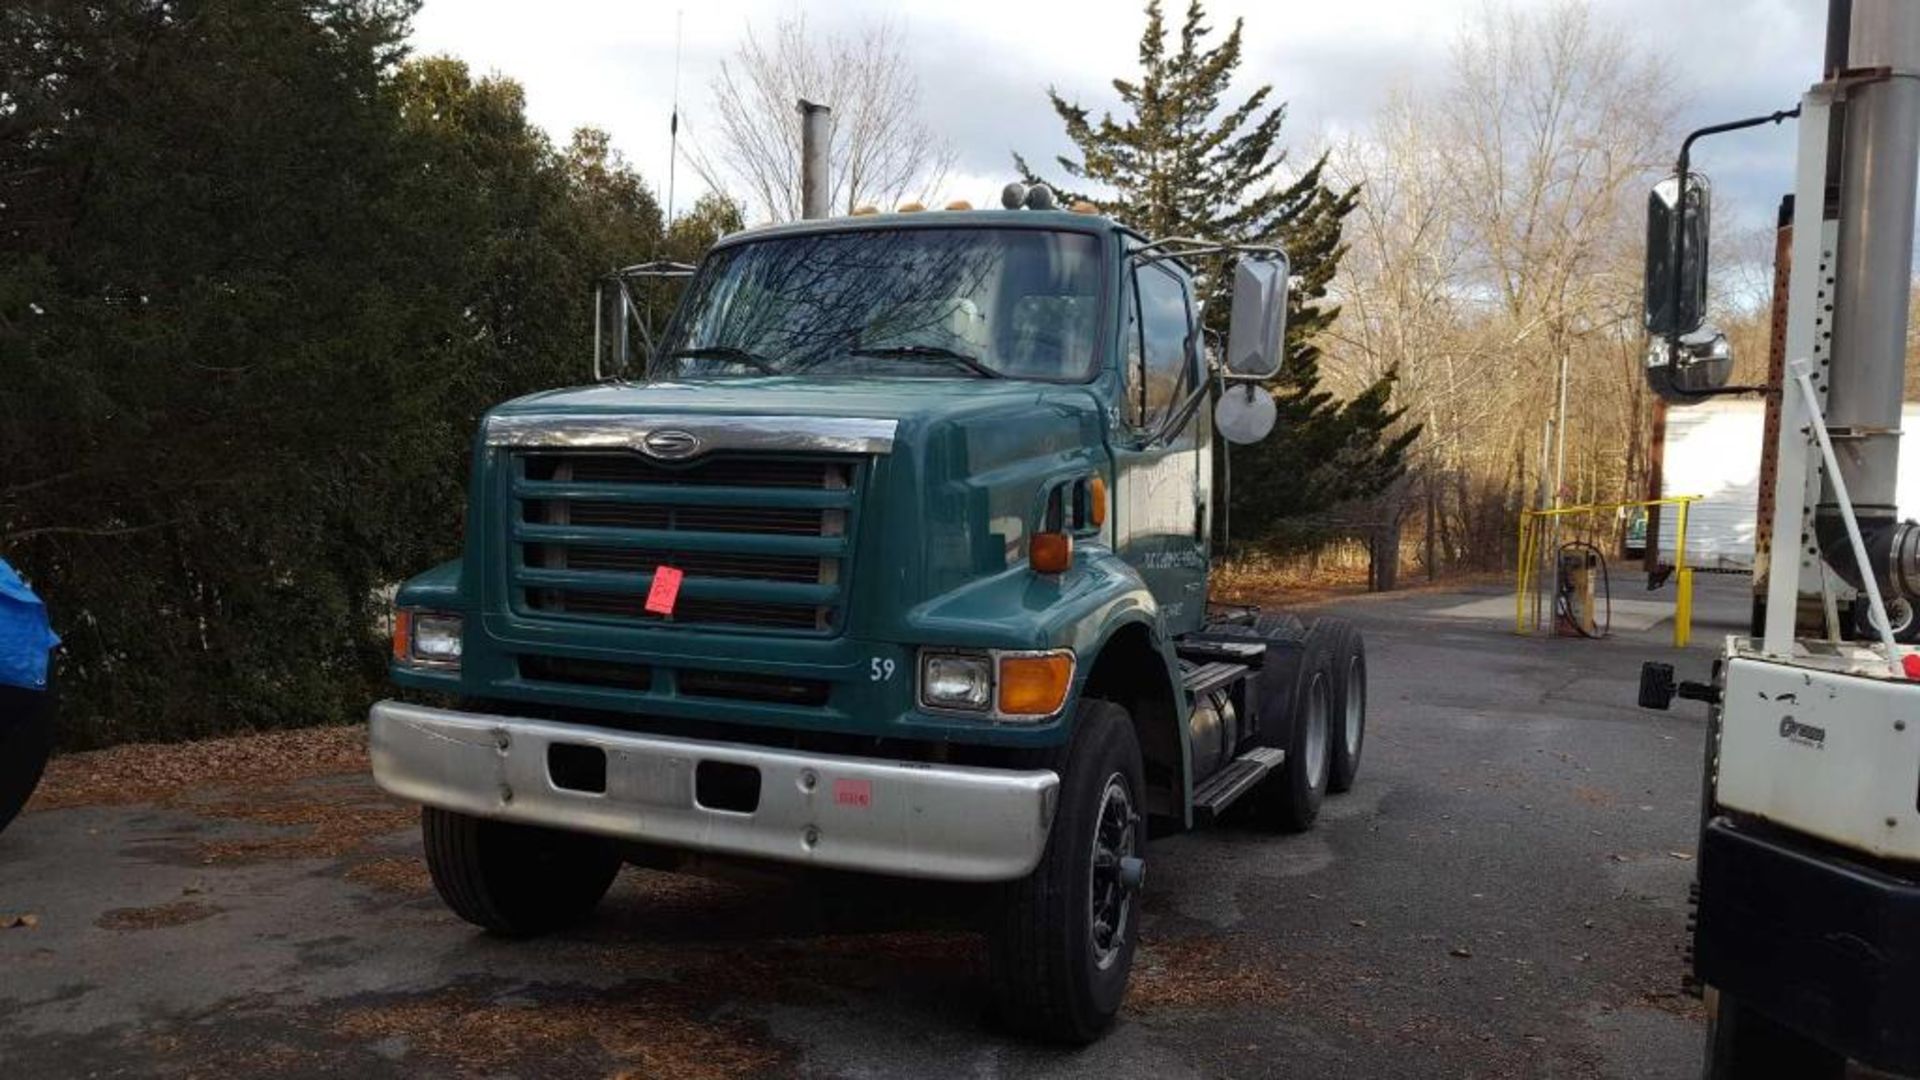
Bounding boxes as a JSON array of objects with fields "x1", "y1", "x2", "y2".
[{"x1": 370, "y1": 187, "x2": 1369, "y2": 1042}]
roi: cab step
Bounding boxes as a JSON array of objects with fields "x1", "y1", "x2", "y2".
[
  {"x1": 1176, "y1": 638, "x2": 1268, "y2": 665},
  {"x1": 1181, "y1": 659, "x2": 1252, "y2": 697},
  {"x1": 1191, "y1": 745, "x2": 1285, "y2": 823}
]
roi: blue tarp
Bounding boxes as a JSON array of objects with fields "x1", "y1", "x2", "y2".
[{"x1": 0, "y1": 559, "x2": 59, "y2": 691}]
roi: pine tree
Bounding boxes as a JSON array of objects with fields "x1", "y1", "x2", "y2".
[{"x1": 1016, "y1": 0, "x2": 1417, "y2": 542}]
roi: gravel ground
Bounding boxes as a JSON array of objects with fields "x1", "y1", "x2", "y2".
[{"x1": 0, "y1": 578, "x2": 1739, "y2": 1078}]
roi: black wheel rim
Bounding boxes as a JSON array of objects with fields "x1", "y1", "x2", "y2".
[{"x1": 1088, "y1": 772, "x2": 1138, "y2": 971}]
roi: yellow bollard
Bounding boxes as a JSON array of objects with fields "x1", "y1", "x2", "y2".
[
  {"x1": 1674, "y1": 499, "x2": 1693, "y2": 648},
  {"x1": 1676, "y1": 566, "x2": 1694, "y2": 648}
]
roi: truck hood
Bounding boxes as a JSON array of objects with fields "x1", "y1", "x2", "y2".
[
  {"x1": 493, "y1": 376, "x2": 1059, "y2": 426},
  {"x1": 481, "y1": 375, "x2": 1115, "y2": 643}
]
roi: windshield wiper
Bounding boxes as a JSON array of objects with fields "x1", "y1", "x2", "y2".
[
  {"x1": 665, "y1": 345, "x2": 779, "y2": 373},
  {"x1": 847, "y1": 344, "x2": 1003, "y2": 379}
]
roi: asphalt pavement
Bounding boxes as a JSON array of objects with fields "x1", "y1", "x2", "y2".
[{"x1": 0, "y1": 576, "x2": 1741, "y2": 1079}]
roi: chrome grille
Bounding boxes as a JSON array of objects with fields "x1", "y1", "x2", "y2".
[{"x1": 509, "y1": 451, "x2": 856, "y2": 634}]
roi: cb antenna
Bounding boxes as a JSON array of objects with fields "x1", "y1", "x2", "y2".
[{"x1": 665, "y1": 9, "x2": 684, "y2": 223}]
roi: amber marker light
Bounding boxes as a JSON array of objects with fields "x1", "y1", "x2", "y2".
[
  {"x1": 997, "y1": 652, "x2": 1075, "y2": 717},
  {"x1": 391, "y1": 608, "x2": 413, "y2": 663},
  {"x1": 1030, "y1": 531, "x2": 1073, "y2": 573},
  {"x1": 1088, "y1": 474, "x2": 1108, "y2": 527}
]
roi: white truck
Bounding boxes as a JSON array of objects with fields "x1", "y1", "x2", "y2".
[
  {"x1": 1638, "y1": 2, "x2": 1920, "y2": 1076},
  {"x1": 1655, "y1": 400, "x2": 1920, "y2": 638}
]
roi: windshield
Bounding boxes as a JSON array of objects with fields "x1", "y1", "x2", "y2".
[{"x1": 652, "y1": 227, "x2": 1104, "y2": 381}]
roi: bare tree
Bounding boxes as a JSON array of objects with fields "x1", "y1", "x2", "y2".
[
  {"x1": 1325, "y1": 0, "x2": 1677, "y2": 569},
  {"x1": 690, "y1": 14, "x2": 955, "y2": 222}
]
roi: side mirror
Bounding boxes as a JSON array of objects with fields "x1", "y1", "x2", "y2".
[
  {"x1": 1644, "y1": 173, "x2": 1710, "y2": 338},
  {"x1": 1225, "y1": 256, "x2": 1290, "y2": 380}
]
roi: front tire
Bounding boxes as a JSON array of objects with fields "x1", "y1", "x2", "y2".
[
  {"x1": 988, "y1": 699, "x2": 1145, "y2": 1044},
  {"x1": 421, "y1": 807, "x2": 622, "y2": 936}
]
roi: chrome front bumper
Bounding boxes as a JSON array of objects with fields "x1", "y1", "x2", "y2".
[{"x1": 368, "y1": 700, "x2": 1059, "y2": 882}]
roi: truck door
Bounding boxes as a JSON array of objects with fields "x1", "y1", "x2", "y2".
[{"x1": 1113, "y1": 258, "x2": 1208, "y2": 636}]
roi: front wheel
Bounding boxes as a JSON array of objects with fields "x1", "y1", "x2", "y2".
[
  {"x1": 421, "y1": 807, "x2": 622, "y2": 937},
  {"x1": 988, "y1": 699, "x2": 1146, "y2": 1044}
]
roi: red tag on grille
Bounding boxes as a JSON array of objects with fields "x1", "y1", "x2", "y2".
[{"x1": 645, "y1": 565, "x2": 684, "y2": 616}]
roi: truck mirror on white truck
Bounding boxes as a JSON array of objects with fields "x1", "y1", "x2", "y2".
[
  {"x1": 1643, "y1": 173, "x2": 1711, "y2": 339},
  {"x1": 1224, "y1": 256, "x2": 1289, "y2": 380}
]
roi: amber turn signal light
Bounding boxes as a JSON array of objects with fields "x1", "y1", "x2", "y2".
[
  {"x1": 1088, "y1": 474, "x2": 1108, "y2": 527},
  {"x1": 391, "y1": 608, "x2": 413, "y2": 662},
  {"x1": 998, "y1": 652, "x2": 1074, "y2": 716},
  {"x1": 1030, "y1": 531, "x2": 1073, "y2": 573}
]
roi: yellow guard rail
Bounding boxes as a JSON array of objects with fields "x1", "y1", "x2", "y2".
[{"x1": 1515, "y1": 495, "x2": 1702, "y2": 647}]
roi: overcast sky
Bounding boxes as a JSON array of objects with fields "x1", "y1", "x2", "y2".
[{"x1": 410, "y1": 0, "x2": 1829, "y2": 230}]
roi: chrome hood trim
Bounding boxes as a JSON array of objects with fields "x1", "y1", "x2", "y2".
[{"x1": 484, "y1": 413, "x2": 899, "y2": 456}]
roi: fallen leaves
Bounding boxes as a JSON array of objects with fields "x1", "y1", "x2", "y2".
[
  {"x1": 187, "y1": 787, "x2": 413, "y2": 866},
  {"x1": 29, "y1": 724, "x2": 368, "y2": 811},
  {"x1": 95, "y1": 900, "x2": 221, "y2": 931},
  {"x1": 343, "y1": 856, "x2": 433, "y2": 894},
  {"x1": 0, "y1": 912, "x2": 40, "y2": 929},
  {"x1": 1128, "y1": 937, "x2": 1290, "y2": 1008},
  {"x1": 335, "y1": 986, "x2": 787, "y2": 1080}
]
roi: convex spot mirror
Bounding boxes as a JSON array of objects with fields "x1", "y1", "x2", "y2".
[
  {"x1": 1215, "y1": 383, "x2": 1277, "y2": 445},
  {"x1": 1644, "y1": 327, "x2": 1733, "y2": 402},
  {"x1": 1644, "y1": 173, "x2": 1710, "y2": 338},
  {"x1": 1225, "y1": 256, "x2": 1290, "y2": 380}
]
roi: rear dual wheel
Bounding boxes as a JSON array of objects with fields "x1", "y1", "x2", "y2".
[
  {"x1": 1250, "y1": 630, "x2": 1333, "y2": 832},
  {"x1": 1314, "y1": 618, "x2": 1367, "y2": 794}
]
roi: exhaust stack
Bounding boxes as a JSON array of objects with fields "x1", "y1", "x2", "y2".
[
  {"x1": 798, "y1": 99, "x2": 831, "y2": 220},
  {"x1": 1815, "y1": 0, "x2": 1920, "y2": 599}
]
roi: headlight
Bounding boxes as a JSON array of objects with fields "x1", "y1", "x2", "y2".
[
  {"x1": 920, "y1": 653, "x2": 993, "y2": 711},
  {"x1": 918, "y1": 648, "x2": 1075, "y2": 720},
  {"x1": 394, "y1": 609, "x2": 462, "y2": 669}
]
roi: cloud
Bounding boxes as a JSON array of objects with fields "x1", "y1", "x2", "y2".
[{"x1": 408, "y1": 0, "x2": 1831, "y2": 228}]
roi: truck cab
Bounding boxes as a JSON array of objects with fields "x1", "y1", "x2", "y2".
[{"x1": 370, "y1": 195, "x2": 1368, "y2": 1041}]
